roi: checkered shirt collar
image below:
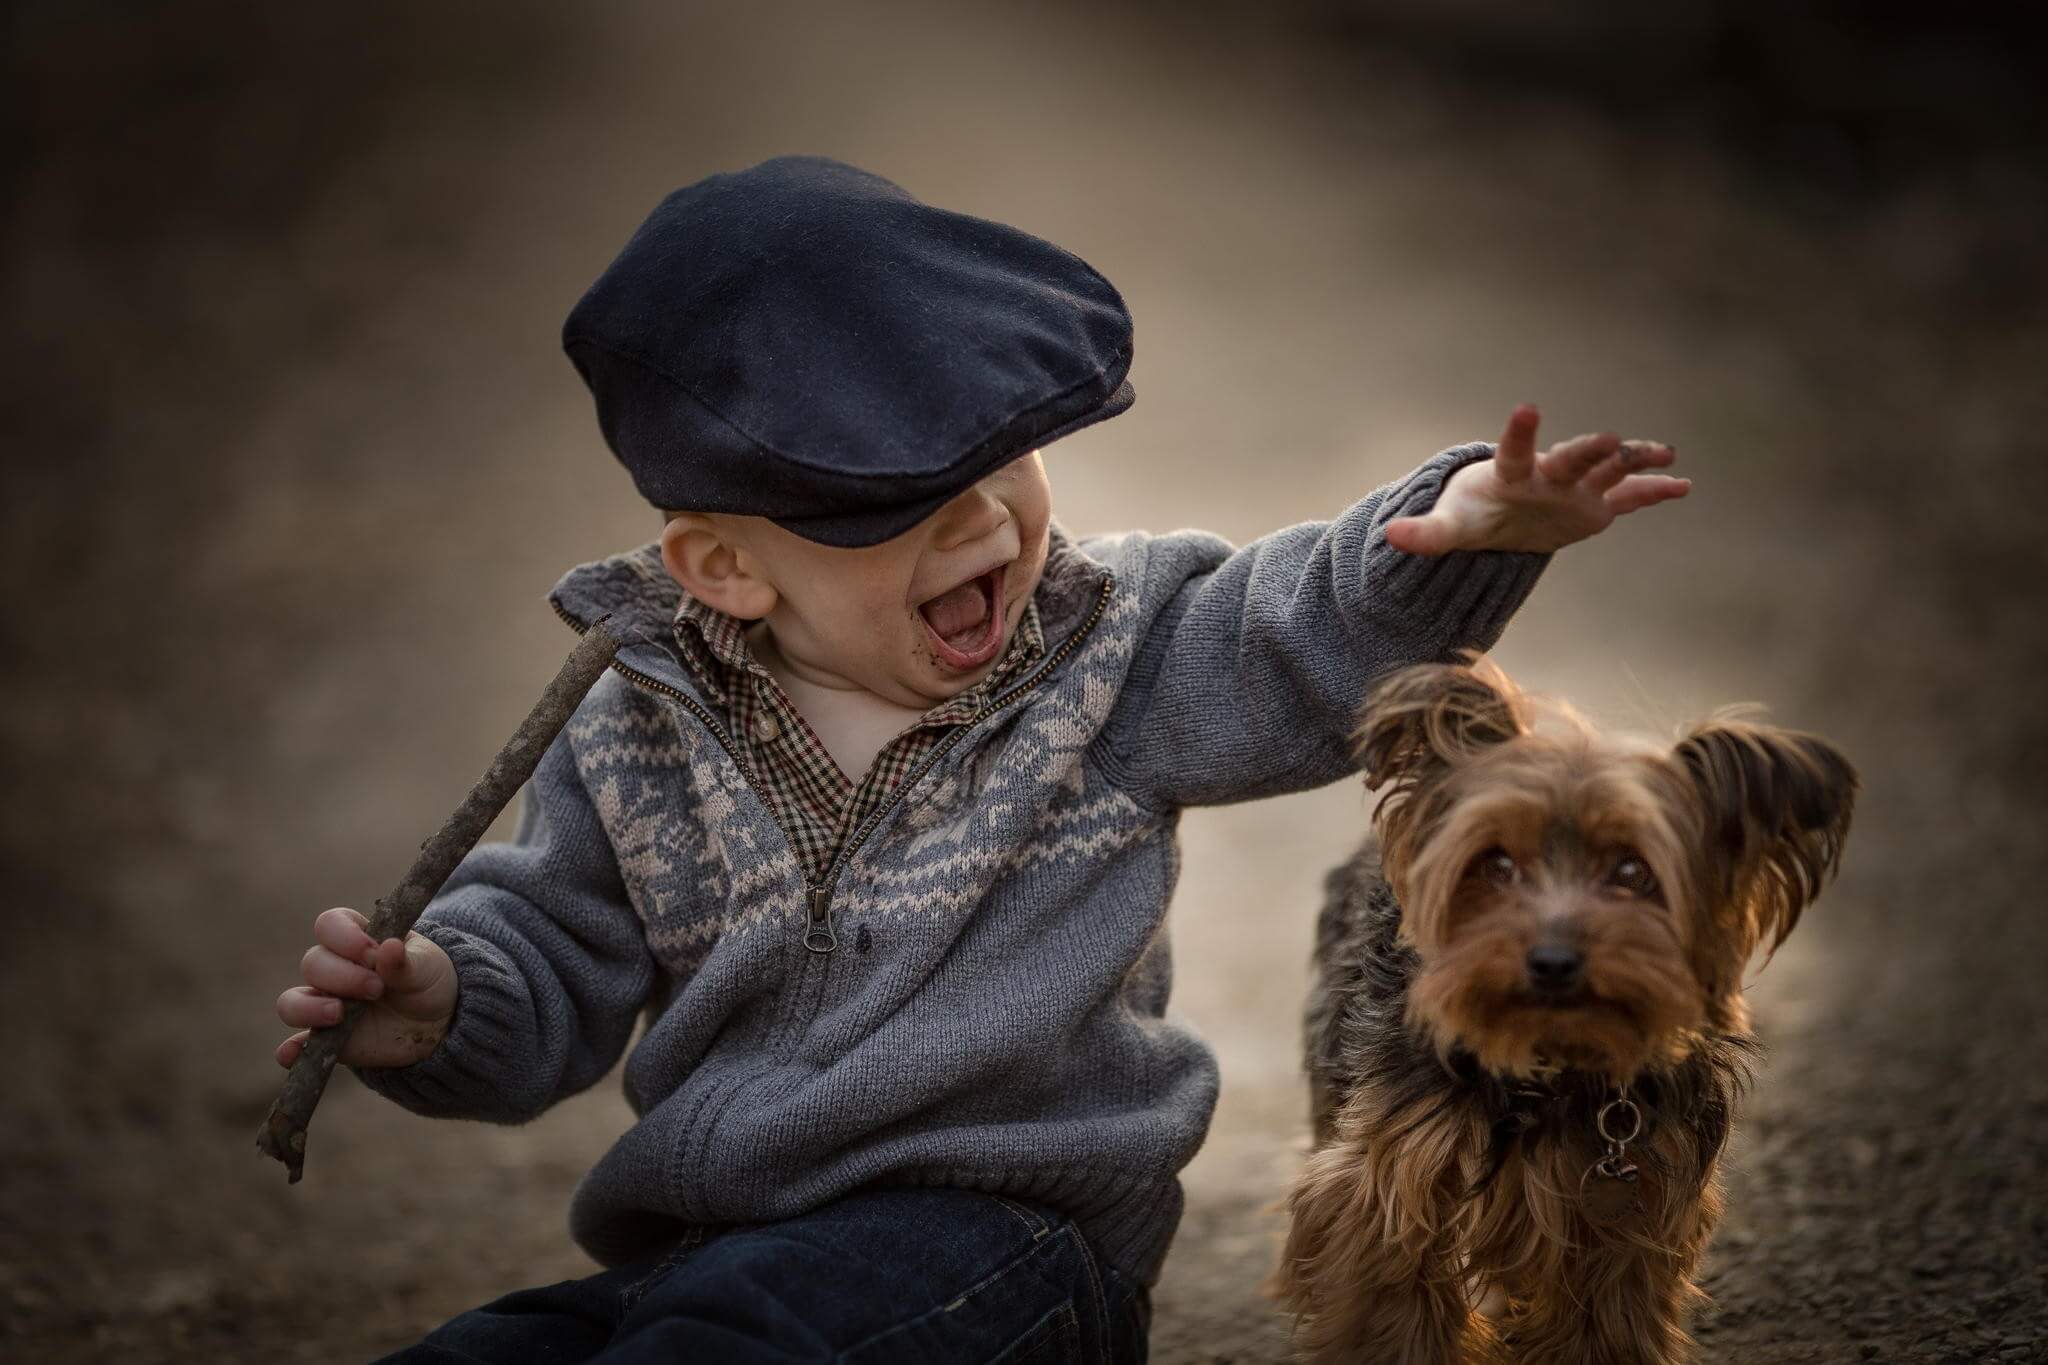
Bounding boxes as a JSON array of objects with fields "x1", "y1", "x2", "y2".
[{"x1": 669, "y1": 586, "x2": 1047, "y2": 718}]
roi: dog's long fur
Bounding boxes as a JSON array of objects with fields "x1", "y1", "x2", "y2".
[{"x1": 1270, "y1": 658, "x2": 1856, "y2": 1364}]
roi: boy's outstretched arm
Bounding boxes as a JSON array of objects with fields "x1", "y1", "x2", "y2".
[
  {"x1": 275, "y1": 716, "x2": 658, "y2": 1124},
  {"x1": 1094, "y1": 406, "x2": 1685, "y2": 809}
]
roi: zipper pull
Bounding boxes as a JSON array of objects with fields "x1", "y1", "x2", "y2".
[{"x1": 805, "y1": 884, "x2": 837, "y2": 954}]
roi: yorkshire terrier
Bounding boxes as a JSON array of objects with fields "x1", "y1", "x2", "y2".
[{"x1": 1269, "y1": 656, "x2": 1856, "y2": 1364}]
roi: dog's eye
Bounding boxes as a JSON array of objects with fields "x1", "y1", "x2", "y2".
[
  {"x1": 1471, "y1": 847, "x2": 1518, "y2": 886},
  {"x1": 1610, "y1": 853, "x2": 1660, "y2": 899}
]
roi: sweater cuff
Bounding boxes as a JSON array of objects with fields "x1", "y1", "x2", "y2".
[
  {"x1": 1361, "y1": 441, "x2": 1551, "y2": 655},
  {"x1": 346, "y1": 919, "x2": 537, "y2": 1123}
]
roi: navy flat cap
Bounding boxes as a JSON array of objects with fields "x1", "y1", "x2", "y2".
[{"x1": 563, "y1": 156, "x2": 1135, "y2": 546}]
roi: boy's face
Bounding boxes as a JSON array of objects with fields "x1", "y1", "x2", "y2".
[{"x1": 662, "y1": 452, "x2": 1054, "y2": 710}]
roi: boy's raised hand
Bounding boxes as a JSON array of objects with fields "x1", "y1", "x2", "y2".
[
  {"x1": 274, "y1": 906, "x2": 457, "y2": 1070},
  {"x1": 1383, "y1": 405, "x2": 1689, "y2": 556}
]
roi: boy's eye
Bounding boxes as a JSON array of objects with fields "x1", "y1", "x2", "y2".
[
  {"x1": 1470, "y1": 847, "x2": 1518, "y2": 886},
  {"x1": 1609, "y1": 852, "x2": 1660, "y2": 900}
]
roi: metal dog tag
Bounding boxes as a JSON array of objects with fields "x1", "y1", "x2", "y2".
[{"x1": 1580, "y1": 1158, "x2": 1646, "y2": 1228}]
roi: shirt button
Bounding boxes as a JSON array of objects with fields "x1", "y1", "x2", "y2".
[{"x1": 752, "y1": 713, "x2": 780, "y2": 743}]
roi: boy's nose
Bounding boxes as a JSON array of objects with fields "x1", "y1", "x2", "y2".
[{"x1": 931, "y1": 483, "x2": 1009, "y2": 551}]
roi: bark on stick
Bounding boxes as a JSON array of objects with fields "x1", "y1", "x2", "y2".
[{"x1": 256, "y1": 615, "x2": 621, "y2": 1182}]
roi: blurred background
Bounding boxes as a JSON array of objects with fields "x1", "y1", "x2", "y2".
[{"x1": 5, "y1": 2, "x2": 2044, "y2": 1360}]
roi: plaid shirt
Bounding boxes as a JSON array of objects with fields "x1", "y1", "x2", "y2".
[{"x1": 672, "y1": 592, "x2": 1046, "y2": 882}]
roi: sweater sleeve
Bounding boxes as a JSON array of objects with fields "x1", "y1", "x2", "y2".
[
  {"x1": 1096, "y1": 443, "x2": 1550, "y2": 809},
  {"x1": 348, "y1": 720, "x2": 657, "y2": 1123}
]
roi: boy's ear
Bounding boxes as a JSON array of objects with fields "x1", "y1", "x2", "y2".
[
  {"x1": 659, "y1": 515, "x2": 779, "y2": 621},
  {"x1": 1354, "y1": 654, "x2": 1524, "y2": 795},
  {"x1": 1672, "y1": 718, "x2": 1858, "y2": 954}
]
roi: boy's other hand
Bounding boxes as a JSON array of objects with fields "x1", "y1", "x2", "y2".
[
  {"x1": 1383, "y1": 405, "x2": 1689, "y2": 556},
  {"x1": 274, "y1": 907, "x2": 457, "y2": 1070}
]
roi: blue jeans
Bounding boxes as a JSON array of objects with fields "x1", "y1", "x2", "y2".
[{"x1": 373, "y1": 1188, "x2": 1151, "y2": 1363}]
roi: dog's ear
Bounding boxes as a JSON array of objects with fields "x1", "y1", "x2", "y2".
[
  {"x1": 1673, "y1": 718, "x2": 1857, "y2": 953},
  {"x1": 1354, "y1": 655, "x2": 1524, "y2": 795}
]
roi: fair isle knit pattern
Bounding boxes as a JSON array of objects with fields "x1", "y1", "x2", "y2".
[
  {"x1": 668, "y1": 589, "x2": 1046, "y2": 883},
  {"x1": 351, "y1": 444, "x2": 1549, "y2": 1286}
]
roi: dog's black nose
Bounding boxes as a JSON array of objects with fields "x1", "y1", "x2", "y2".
[{"x1": 1525, "y1": 944, "x2": 1585, "y2": 993}]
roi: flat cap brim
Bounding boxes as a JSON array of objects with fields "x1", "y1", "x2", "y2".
[
  {"x1": 763, "y1": 377, "x2": 1134, "y2": 547},
  {"x1": 564, "y1": 156, "x2": 1135, "y2": 546}
]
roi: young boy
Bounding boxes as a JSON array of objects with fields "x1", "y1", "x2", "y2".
[{"x1": 272, "y1": 156, "x2": 1685, "y2": 1363}]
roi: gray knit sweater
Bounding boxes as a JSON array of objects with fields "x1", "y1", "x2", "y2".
[{"x1": 352, "y1": 443, "x2": 1547, "y2": 1285}]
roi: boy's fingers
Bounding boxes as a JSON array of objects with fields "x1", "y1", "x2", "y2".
[
  {"x1": 315, "y1": 906, "x2": 378, "y2": 964},
  {"x1": 1538, "y1": 431, "x2": 1621, "y2": 484},
  {"x1": 1383, "y1": 514, "x2": 1452, "y2": 557},
  {"x1": 1494, "y1": 405, "x2": 1539, "y2": 483},
  {"x1": 1583, "y1": 441, "x2": 1675, "y2": 493},
  {"x1": 1605, "y1": 474, "x2": 1691, "y2": 514},
  {"x1": 278, "y1": 984, "x2": 346, "y2": 1028},
  {"x1": 301, "y1": 944, "x2": 385, "y2": 999}
]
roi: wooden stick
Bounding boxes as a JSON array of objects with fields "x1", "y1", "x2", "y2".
[{"x1": 256, "y1": 615, "x2": 621, "y2": 1182}]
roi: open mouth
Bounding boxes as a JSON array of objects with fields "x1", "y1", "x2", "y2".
[{"x1": 916, "y1": 565, "x2": 1007, "y2": 671}]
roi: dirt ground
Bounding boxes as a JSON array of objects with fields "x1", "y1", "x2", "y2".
[{"x1": 5, "y1": 3, "x2": 2044, "y2": 1361}]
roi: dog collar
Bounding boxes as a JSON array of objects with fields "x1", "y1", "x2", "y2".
[{"x1": 1471, "y1": 1066, "x2": 1653, "y2": 1228}]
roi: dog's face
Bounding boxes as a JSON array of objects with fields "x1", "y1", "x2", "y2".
[{"x1": 1358, "y1": 659, "x2": 1856, "y2": 1080}]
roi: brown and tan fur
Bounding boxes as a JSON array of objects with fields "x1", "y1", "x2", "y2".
[{"x1": 1269, "y1": 657, "x2": 1856, "y2": 1364}]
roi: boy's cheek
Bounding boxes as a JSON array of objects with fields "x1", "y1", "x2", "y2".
[{"x1": 1011, "y1": 524, "x2": 1052, "y2": 599}]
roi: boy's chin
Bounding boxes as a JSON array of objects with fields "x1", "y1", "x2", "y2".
[{"x1": 916, "y1": 648, "x2": 1000, "y2": 692}]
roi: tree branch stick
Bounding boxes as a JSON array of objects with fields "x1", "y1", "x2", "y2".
[{"x1": 256, "y1": 615, "x2": 621, "y2": 1182}]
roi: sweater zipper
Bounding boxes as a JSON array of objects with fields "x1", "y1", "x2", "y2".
[
  {"x1": 799, "y1": 570, "x2": 1115, "y2": 954},
  {"x1": 552, "y1": 571, "x2": 1114, "y2": 955}
]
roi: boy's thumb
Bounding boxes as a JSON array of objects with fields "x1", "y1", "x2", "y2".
[
  {"x1": 373, "y1": 932, "x2": 456, "y2": 1022},
  {"x1": 377, "y1": 931, "x2": 438, "y2": 992},
  {"x1": 1383, "y1": 515, "x2": 1448, "y2": 557}
]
